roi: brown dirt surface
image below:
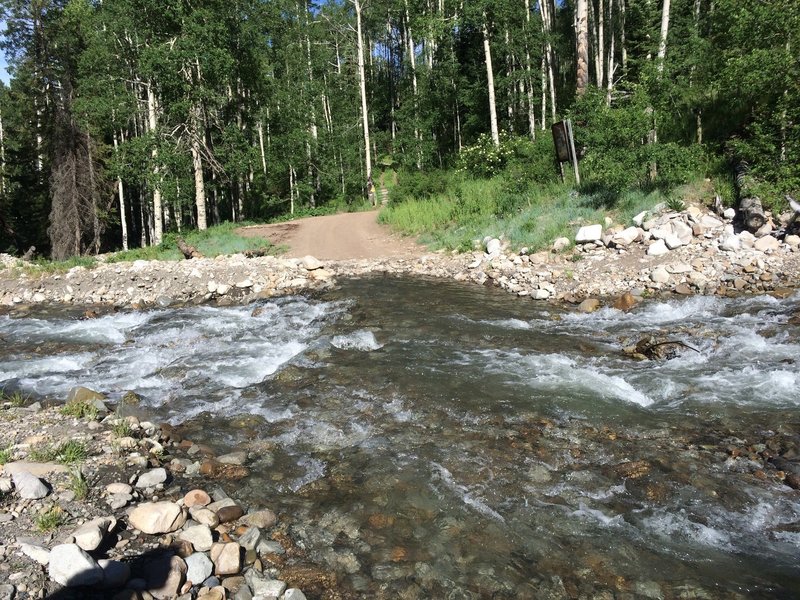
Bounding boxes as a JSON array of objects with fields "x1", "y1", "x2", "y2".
[{"x1": 236, "y1": 210, "x2": 425, "y2": 261}]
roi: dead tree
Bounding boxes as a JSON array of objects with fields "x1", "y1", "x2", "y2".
[{"x1": 176, "y1": 237, "x2": 203, "y2": 259}]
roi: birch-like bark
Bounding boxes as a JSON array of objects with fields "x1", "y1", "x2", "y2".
[
  {"x1": 576, "y1": 0, "x2": 590, "y2": 95},
  {"x1": 483, "y1": 13, "x2": 500, "y2": 147},
  {"x1": 405, "y1": 0, "x2": 422, "y2": 167},
  {"x1": 191, "y1": 115, "x2": 207, "y2": 231},
  {"x1": 524, "y1": 0, "x2": 537, "y2": 138},
  {"x1": 113, "y1": 129, "x2": 129, "y2": 251},
  {"x1": 597, "y1": 0, "x2": 605, "y2": 87},
  {"x1": 353, "y1": 0, "x2": 373, "y2": 185},
  {"x1": 657, "y1": 0, "x2": 671, "y2": 75},
  {"x1": 606, "y1": 0, "x2": 616, "y2": 105},
  {"x1": 146, "y1": 83, "x2": 163, "y2": 245},
  {"x1": 540, "y1": 0, "x2": 558, "y2": 121},
  {"x1": 257, "y1": 120, "x2": 268, "y2": 176},
  {"x1": 0, "y1": 107, "x2": 6, "y2": 196},
  {"x1": 620, "y1": 0, "x2": 627, "y2": 72}
]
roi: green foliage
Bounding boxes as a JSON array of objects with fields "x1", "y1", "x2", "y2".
[
  {"x1": 28, "y1": 444, "x2": 59, "y2": 463},
  {"x1": 111, "y1": 418, "x2": 133, "y2": 438},
  {"x1": 1, "y1": 390, "x2": 28, "y2": 408},
  {"x1": 29, "y1": 440, "x2": 88, "y2": 464},
  {"x1": 35, "y1": 506, "x2": 66, "y2": 533},
  {"x1": 0, "y1": 447, "x2": 13, "y2": 465},
  {"x1": 60, "y1": 400, "x2": 99, "y2": 421},
  {"x1": 67, "y1": 468, "x2": 89, "y2": 501},
  {"x1": 22, "y1": 257, "x2": 97, "y2": 275}
]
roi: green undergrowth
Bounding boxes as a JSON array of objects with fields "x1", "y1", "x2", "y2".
[
  {"x1": 18, "y1": 256, "x2": 98, "y2": 275},
  {"x1": 106, "y1": 221, "x2": 278, "y2": 263},
  {"x1": 380, "y1": 174, "x2": 691, "y2": 253},
  {"x1": 29, "y1": 440, "x2": 88, "y2": 465}
]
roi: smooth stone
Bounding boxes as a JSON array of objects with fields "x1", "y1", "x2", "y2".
[
  {"x1": 48, "y1": 543, "x2": 103, "y2": 587},
  {"x1": 786, "y1": 234, "x2": 800, "y2": 247},
  {"x1": 185, "y1": 553, "x2": 214, "y2": 586},
  {"x1": 647, "y1": 239, "x2": 669, "y2": 256},
  {"x1": 577, "y1": 298, "x2": 601, "y2": 313},
  {"x1": 146, "y1": 555, "x2": 187, "y2": 600},
  {"x1": 11, "y1": 471, "x2": 49, "y2": 500},
  {"x1": 184, "y1": 489, "x2": 212, "y2": 508},
  {"x1": 210, "y1": 542, "x2": 242, "y2": 576},
  {"x1": 217, "y1": 451, "x2": 247, "y2": 466},
  {"x1": 238, "y1": 526, "x2": 263, "y2": 551},
  {"x1": 66, "y1": 386, "x2": 106, "y2": 405},
  {"x1": 283, "y1": 590, "x2": 307, "y2": 600},
  {"x1": 611, "y1": 227, "x2": 640, "y2": 246},
  {"x1": 207, "y1": 498, "x2": 236, "y2": 512},
  {"x1": 253, "y1": 580, "x2": 286, "y2": 599},
  {"x1": 575, "y1": 224, "x2": 602, "y2": 243},
  {"x1": 552, "y1": 237, "x2": 570, "y2": 252},
  {"x1": 70, "y1": 516, "x2": 116, "y2": 552},
  {"x1": 106, "y1": 483, "x2": 133, "y2": 495},
  {"x1": 723, "y1": 207, "x2": 736, "y2": 219},
  {"x1": 189, "y1": 507, "x2": 219, "y2": 528},
  {"x1": 720, "y1": 235, "x2": 741, "y2": 252},
  {"x1": 19, "y1": 542, "x2": 50, "y2": 565},
  {"x1": 241, "y1": 510, "x2": 277, "y2": 529},
  {"x1": 129, "y1": 502, "x2": 186, "y2": 535},
  {"x1": 98, "y1": 559, "x2": 131, "y2": 589},
  {"x1": 302, "y1": 256, "x2": 323, "y2": 271},
  {"x1": 216, "y1": 504, "x2": 244, "y2": 524},
  {"x1": 485, "y1": 238, "x2": 502, "y2": 255},
  {"x1": 179, "y1": 524, "x2": 213, "y2": 552},
  {"x1": 650, "y1": 267, "x2": 670, "y2": 284},
  {"x1": 754, "y1": 235, "x2": 781, "y2": 252},
  {"x1": 135, "y1": 468, "x2": 168, "y2": 489},
  {"x1": 256, "y1": 540, "x2": 285, "y2": 556}
]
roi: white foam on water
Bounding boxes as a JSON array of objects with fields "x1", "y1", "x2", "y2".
[
  {"x1": 288, "y1": 456, "x2": 327, "y2": 492},
  {"x1": 431, "y1": 462, "x2": 506, "y2": 523},
  {"x1": 331, "y1": 330, "x2": 383, "y2": 351},
  {"x1": 481, "y1": 318, "x2": 532, "y2": 330},
  {"x1": 642, "y1": 509, "x2": 732, "y2": 551},
  {"x1": 571, "y1": 502, "x2": 624, "y2": 527},
  {"x1": 0, "y1": 311, "x2": 150, "y2": 345}
]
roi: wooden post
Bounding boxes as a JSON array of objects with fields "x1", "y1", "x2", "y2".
[{"x1": 566, "y1": 119, "x2": 581, "y2": 186}]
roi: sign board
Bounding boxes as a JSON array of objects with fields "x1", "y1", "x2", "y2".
[{"x1": 551, "y1": 122, "x2": 571, "y2": 163}]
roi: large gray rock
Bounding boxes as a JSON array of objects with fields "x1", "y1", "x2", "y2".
[
  {"x1": 98, "y1": 559, "x2": 131, "y2": 589},
  {"x1": 283, "y1": 590, "x2": 308, "y2": 600},
  {"x1": 647, "y1": 239, "x2": 669, "y2": 257},
  {"x1": 485, "y1": 238, "x2": 502, "y2": 255},
  {"x1": 185, "y1": 552, "x2": 214, "y2": 586},
  {"x1": 11, "y1": 471, "x2": 49, "y2": 499},
  {"x1": 0, "y1": 584, "x2": 15, "y2": 600},
  {"x1": 178, "y1": 524, "x2": 213, "y2": 552},
  {"x1": 135, "y1": 468, "x2": 167, "y2": 489},
  {"x1": 575, "y1": 224, "x2": 602, "y2": 244},
  {"x1": 146, "y1": 554, "x2": 186, "y2": 600},
  {"x1": 237, "y1": 526, "x2": 263, "y2": 551},
  {"x1": 69, "y1": 516, "x2": 116, "y2": 552},
  {"x1": 129, "y1": 502, "x2": 186, "y2": 535},
  {"x1": 611, "y1": 227, "x2": 640, "y2": 247},
  {"x1": 48, "y1": 543, "x2": 103, "y2": 587}
]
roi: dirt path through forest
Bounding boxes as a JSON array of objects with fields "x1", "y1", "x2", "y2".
[{"x1": 236, "y1": 210, "x2": 425, "y2": 260}]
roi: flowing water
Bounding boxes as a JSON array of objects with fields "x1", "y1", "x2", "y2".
[{"x1": 2, "y1": 276, "x2": 800, "y2": 598}]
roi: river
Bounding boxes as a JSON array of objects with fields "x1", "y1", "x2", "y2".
[{"x1": 2, "y1": 276, "x2": 799, "y2": 598}]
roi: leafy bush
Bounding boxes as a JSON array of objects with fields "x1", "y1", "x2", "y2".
[{"x1": 390, "y1": 169, "x2": 452, "y2": 204}]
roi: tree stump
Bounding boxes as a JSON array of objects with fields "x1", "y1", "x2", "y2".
[{"x1": 733, "y1": 160, "x2": 766, "y2": 232}]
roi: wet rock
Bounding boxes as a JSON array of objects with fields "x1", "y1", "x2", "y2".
[
  {"x1": 241, "y1": 509, "x2": 277, "y2": 529},
  {"x1": 632, "y1": 336, "x2": 696, "y2": 361},
  {"x1": 612, "y1": 292, "x2": 638, "y2": 311},
  {"x1": 210, "y1": 542, "x2": 242, "y2": 575},
  {"x1": 217, "y1": 451, "x2": 247, "y2": 466},
  {"x1": 48, "y1": 543, "x2": 103, "y2": 587},
  {"x1": 238, "y1": 526, "x2": 263, "y2": 551},
  {"x1": 577, "y1": 298, "x2": 601, "y2": 313},
  {"x1": 129, "y1": 502, "x2": 187, "y2": 534},
  {"x1": 146, "y1": 554, "x2": 187, "y2": 600},
  {"x1": 216, "y1": 504, "x2": 245, "y2": 524},
  {"x1": 185, "y1": 552, "x2": 214, "y2": 586},
  {"x1": 11, "y1": 471, "x2": 49, "y2": 499},
  {"x1": 66, "y1": 386, "x2": 106, "y2": 405},
  {"x1": 135, "y1": 467, "x2": 168, "y2": 489},
  {"x1": 613, "y1": 460, "x2": 651, "y2": 480}
]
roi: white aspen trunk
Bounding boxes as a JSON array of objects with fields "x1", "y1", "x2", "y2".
[
  {"x1": 606, "y1": 0, "x2": 616, "y2": 106},
  {"x1": 576, "y1": 0, "x2": 590, "y2": 95},
  {"x1": 541, "y1": 55, "x2": 547, "y2": 130},
  {"x1": 289, "y1": 165, "x2": 295, "y2": 215},
  {"x1": 113, "y1": 129, "x2": 129, "y2": 251},
  {"x1": 540, "y1": 0, "x2": 558, "y2": 123},
  {"x1": 0, "y1": 107, "x2": 6, "y2": 195},
  {"x1": 353, "y1": 0, "x2": 373, "y2": 185},
  {"x1": 257, "y1": 120, "x2": 268, "y2": 176},
  {"x1": 657, "y1": 0, "x2": 671, "y2": 75},
  {"x1": 620, "y1": 0, "x2": 627, "y2": 72},
  {"x1": 781, "y1": 42, "x2": 790, "y2": 161},
  {"x1": 146, "y1": 83, "x2": 163, "y2": 245},
  {"x1": 405, "y1": 0, "x2": 422, "y2": 167},
  {"x1": 482, "y1": 13, "x2": 500, "y2": 147},
  {"x1": 523, "y1": 0, "x2": 537, "y2": 138},
  {"x1": 191, "y1": 124, "x2": 207, "y2": 231},
  {"x1": 597, "y1": 0, "x2": 605, "y2": 87}
]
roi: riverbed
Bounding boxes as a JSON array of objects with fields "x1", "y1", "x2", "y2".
[{"x1": 2, "y1": 276, "x2": 799, "y2": 598}]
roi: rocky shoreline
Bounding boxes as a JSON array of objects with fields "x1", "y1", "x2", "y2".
[
  {"x1": 0, "y1": 390, "x2": 340, "y2": 600},
  {"x1": 1, "y1": 202, "x2": 798, "y2": 312}
]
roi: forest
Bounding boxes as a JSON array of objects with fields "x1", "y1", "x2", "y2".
[{"x1": 0, "y1": 0, "x2": 797, "y2": 259}]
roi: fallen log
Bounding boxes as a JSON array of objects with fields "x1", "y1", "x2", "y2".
[
  {"x1": 243, "y1": 247, "x2": 271, "y2": 258},
  {"x1": 176, "y1": 237, "x2": 203, "y2": 259}
]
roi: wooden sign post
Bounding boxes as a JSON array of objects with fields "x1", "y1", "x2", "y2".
[{"x1": 551, "y1": 120, "x2": 581, "y2": 186}]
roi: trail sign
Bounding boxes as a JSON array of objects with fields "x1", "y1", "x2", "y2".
[{"x1": 551, "y1": 120, "x2": 581, "y2": 185}]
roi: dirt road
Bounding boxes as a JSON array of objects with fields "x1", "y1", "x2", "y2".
[{"x1": 236, "y1": 210, "x2": 425, "y2": 260}]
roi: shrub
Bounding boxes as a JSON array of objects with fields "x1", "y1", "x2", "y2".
[
  {"x1": 60, "y1": 400, "x2": 99, "y2": 420},
  {"x1": 35, "y1": 506, "x2": 66, "y2": 532}
]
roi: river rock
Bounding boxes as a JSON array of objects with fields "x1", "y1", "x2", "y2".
[
  {"x1": 216, "y1": 504, "x2": 244, "y2": 524},
  {"x1": 48, "y1": 543, "x2": 103, "y2": 587},
  {"x1": 2, "y1": 461, "x2": 68, "y2": 477},
  {"x1": 185, "y1": 552, "x2": 214, "y2": 586},
  {"x1": 106, "y1": 482, "x2": 133, "y2": 495},
  {"x1": 66, "y1": 386, "x2": 106, "y2": 405},
  {"x1": 135, "y1": 468, "x2": 168, "y2": 489},
  {"x1": 302, "y1": 256, "x2": 323, "y2": 271},
  {"x1": 19, "y1": 542, "x2": 50, "y2": 565},
  {"x1": 146, "y1": 554, "x2": 187, "y2": 600},
  {"x1": 647, "y1": 239, "x2": 669, "y2": 257},
  {"x1": 283, "y1": 590, "x2": 308, "y2": 600},
  {"x1": 237, "y1": 526, "x2": 263, "y2": 551},
  {"x1": 241, "y1": 509, "x2": 277, "y2": 529},
  {"x1": 129, "y1": 502, "x2": 186, "y2": 534},
  {"x1": 632, "y1": 211, "x2": 648, "y2": 227},
  {"x1": 69, "y1": 516, "x2": 116, "y2": 551},
  {"x1": 189, "y1": 507, "x2": 220, "y2": 528},
  {"x1": 611, "y1": 227, "x2": 640, "y2": 247},
  {"x1": 575, "y1": 225, "x2": 602, "y2": 244},
  {"x1": 217, "y1": 451, "x2": 247, "y2": 466},
  {"x1": 754, "y1": 235, "x2": 781, "y2": 252},
  {"x1": 720, "y1": 235, "x2": 740, "y2": 252},
  {"x1": 11, "y1": 471, "x2": 49, "y2": 499},
  {"x1": 254, "y1": 579, "x2": 287, "y2": 599},
  {"x1": 98, "y1": 559, "x2": 131, "y2": 589},
  {"x1": 179, "y1": 524, "x2": 213, "y2": 552},
  {"x1": 552, "y1": 237, "x2": 570, "y2": 252},
  {"x1": 650, "y1": 267, "x2": 670, "y2": 284},
  {"x1": 577, "y1": 298, "x2": 601, "y2": 313},
  {"x1": 210, "y1": 542, "x2": 242, "y2": 575},
  {"x1": 786, "y1": 234, "x2": 800, "y2": 247},
  {"x1": 612, "y1": 292, "x2": 638, "y2": 311},
  {"x1": 184, "y1": 489, "x2": 212, "y2": 507}
]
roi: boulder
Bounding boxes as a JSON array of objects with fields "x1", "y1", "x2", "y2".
[
  {"x1": 19, "y1": 542, "x2": 50, "y2": 565},
  {"x1": 719, "y1": 235, "x2": 741, "y2": 252},
  {"x1": 129, "y1": 502, "x2": 186, "y2": 535},
  {"x1": 612, "y1": 292, "x2": 638, "y2": 311},
  {"x1": 650, "y1": 267, "x2": 670, "y2": 284},
  {"x1": 754, "y1": 235, "x2": 781, "y2": 252},
  {"x1": 237, "y1": 526, "x2": 263, "y2": 551},
  {"x1": 98, "y1": 559, "x2": 131, "y2": 589},
  {"x1": 146, "y1": 554, "x2": 187, "y2": 600},
  {"x1": 179, "y1": 524, "x2": 213, "y2": 552},
  {"x1": 66, "y1": 386, "x2": 106, "y2": 405},
  {"x1": 575, "y1": 225, "x2": 602, "y2": 244},
  {"x1": 188, "y1": 507, "x2": 219, "y2": 528},
  {"x1": 485, "y1": 238, "x2": 502, "y2": 255},
  {"x1": 70, "y1": 516, "x2": 116, "y2": 551},
  {"x1": 48, "y1": 543, "x2": 103, "y2": 587},
  {"x1": 185, "y1": 552, "x2": 214, "y2": 586},
  {"x1": 632, "y1": 211, "x2": 648, "y2": 227},
  {"x1": 135, "y1": 468, "x2": 168, "y2": 489},
  {"x1": 210, "y1": 542, "x2": 242, "y2": 576},
  {"x1": 670, "y1": 221, "x2": 694, "y2": 245},
  {"x1": 647, "y1": 240, "x2": 669, "y2": 257},
  {"x1": 11, "y1": 471, "x2": 49, "y2": 499},
  {"x1": 611, "y1": 227, "x2": 640, "y2": 247},
  {"x1": 664, "y1": 234, "x2": 684, "y2": 250}
]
